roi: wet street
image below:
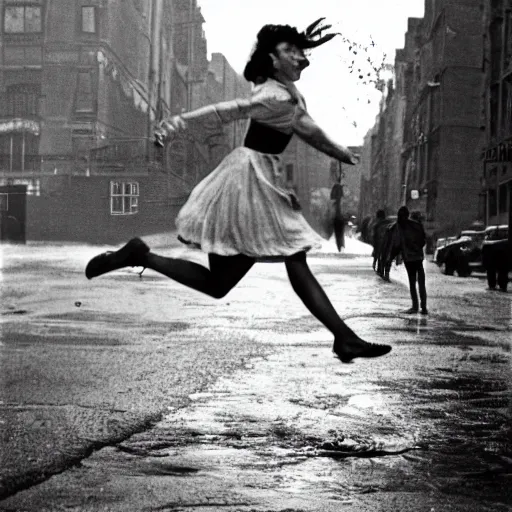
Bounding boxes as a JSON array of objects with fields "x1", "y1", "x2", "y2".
[{"x1": 1, "y1": 235, "x2": 511, "y2": 511}]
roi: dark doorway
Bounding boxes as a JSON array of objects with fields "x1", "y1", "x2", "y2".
[{"x1": 0, "y1": 185, "x2": 27, "y2": 243}]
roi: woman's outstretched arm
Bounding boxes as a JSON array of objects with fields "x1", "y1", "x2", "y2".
[
  {"x1": 292, "y1": 109, "x2": 359, "y2": 165},
  {"x1": 156, "y1": 99, "x2": 253, "y2": 142}
]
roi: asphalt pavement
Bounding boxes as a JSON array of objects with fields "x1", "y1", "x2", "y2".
[{"x1": 1, "y1": 234, "x2": 511, "y2": 511}]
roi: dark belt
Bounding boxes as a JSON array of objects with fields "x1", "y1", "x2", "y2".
[{"x1": 243, "y1": 121, "x2": 293, "y2": 154}]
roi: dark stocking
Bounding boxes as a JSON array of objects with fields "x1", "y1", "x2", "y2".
[
  {"x1": 144, "y1": 252, "x2": 255, "y2": 298},
  {"x1": 284, "y1": 251, "x2": 391, "y2": 362},
  {"x1": 284, "y1": 251, "x2": 357, "y2": 339}
]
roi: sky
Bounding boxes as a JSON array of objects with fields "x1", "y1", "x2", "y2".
[{"x1": 197, "y1": 0, "x2": 425, "y2": 145}]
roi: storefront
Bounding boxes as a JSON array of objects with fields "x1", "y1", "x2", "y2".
[{"x1": 481, "y1": 141, "x2": 512, "y2": 229}]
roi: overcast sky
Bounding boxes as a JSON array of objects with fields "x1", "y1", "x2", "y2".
[{"x1": 197, "y1": 0, "x2": 425, "y2": 145}]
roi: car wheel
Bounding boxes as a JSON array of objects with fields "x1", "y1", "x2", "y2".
[{"x1": 444, "y1": 264, "x2": 454, "y2": 276}]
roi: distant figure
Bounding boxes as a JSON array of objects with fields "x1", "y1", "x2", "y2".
[
  {"x1": 387, "y1": 206, "x2": 428, "y2": 314},
  {"x1": 380, "y1": 223, "x2": 397, "y2": 281},
  {"x1": 371, "y1": 209, "x2": 388, "y2": 273},
  {"x1": 358, "y1": 215, "x2": 373, "y2": 245}
]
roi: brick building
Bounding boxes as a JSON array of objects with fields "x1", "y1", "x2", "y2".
[
  {"x1": 359, "y1": 18, "x2": 422, "y2": 224},
  {"x1": 0, "y1": 0, "x2": 246, "y2": 243},
  {"x1": 360, "y1": 0, "x2": 486, "y2": 246},
  {"x1": 480, "y1": 0, "x2": 512, "y2": 231}
]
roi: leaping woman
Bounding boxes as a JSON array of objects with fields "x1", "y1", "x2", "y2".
[{"x1": 85, "y1": 20, "x2": 391, "y2": 363}]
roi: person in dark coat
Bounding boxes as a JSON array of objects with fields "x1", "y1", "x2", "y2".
[
  {"x1": 482, "y1": 238, "x2": 510, "y2": 292},
  {"x1": 387, "y1": 206, "x2": 428, "y2": 314}
]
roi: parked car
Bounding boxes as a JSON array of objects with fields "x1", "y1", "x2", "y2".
[
  {"x1": 435, "y1": 229, "x2": 486, "y2": 276},
  {"x1": 483, "y1": 224, "x2": 509, "y2": 242},
  {"x1": 432, "y1": 238, "x2": 446, "y2": 263},
  {"x1": 481, "y1": 225, "x2": 510, "y2": 291}
]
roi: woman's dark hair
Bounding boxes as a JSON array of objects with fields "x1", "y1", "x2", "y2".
[
  {"x1": 243, "y1": 46, "x2": 275, "y2": 84},
  {"x1": 243, "y1": 19, "x2": 338, "y2": 84}
]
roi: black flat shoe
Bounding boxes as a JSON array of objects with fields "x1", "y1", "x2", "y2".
[
  {"x1": 332, "y1": 340, "x2": 392, "y2": 364},
  {"x1": 85, "y1": 238, "x2": 150, "y2": 279}
]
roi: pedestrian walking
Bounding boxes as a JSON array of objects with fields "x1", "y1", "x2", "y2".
[
  {"x1": 372, "y1": 209, "x2": 391, "y2": 277},
  {"x1": 386, "y1": 206, "x2": 428, "y2": 314},
  {"x1": 85, "y1": 20, "x2": 391, "y2": 364},
  {"x1": 379, "y1": 223, "x2": 396, "y2": 281}
]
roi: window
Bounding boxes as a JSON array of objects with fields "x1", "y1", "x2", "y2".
[
  {"x1": 110, "y1": 181, "x2": 139, "y2": 215},
  {"x1": 75, "y1": 71, "x2": 95, "y2": 113},
  {"x1": 4, "y1": 5, "x2": 42, "y2": 33},
  {"x1": 499, "y1": 183, "x2": 508, "y2": 213},
  {"x1": 81, "y1": 6, "x2": 96, "y2": 33},
  {"x1": 0, "y1": 132, "x2": 40, "y2": 172}
]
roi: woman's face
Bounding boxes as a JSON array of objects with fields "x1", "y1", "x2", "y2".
[{"x1": 271, "y1": 42, "x2": 310, "y2": 82}]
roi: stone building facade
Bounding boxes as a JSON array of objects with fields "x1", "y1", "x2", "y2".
[
  {"x1": 360, "y1": 0, "x2": 487, "y2": 246},
  {"x1": 480, "y1": 0, "x2": 512, "y2": 231}
]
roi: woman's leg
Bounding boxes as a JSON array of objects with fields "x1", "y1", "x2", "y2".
[
  {"x1": 404, "y1": 261, "x2": 419, "y2": 311},
  {"x1": 284, "y1": 251, "x2": 391, "y2": 362},
  {"x1": 85, "y1": 237, "x2": 255, "y2": 298},
  {"x1": 144, "y1": 252, "x2": 255, "y2": 298}
]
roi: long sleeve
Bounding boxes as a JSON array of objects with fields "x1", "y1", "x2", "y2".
[
  {"x1": 179, "y1": 99, "x2": 252, "y2": 135},
  {"x1": 177, "y1": 79, "x2": 299, "y2": 137}
]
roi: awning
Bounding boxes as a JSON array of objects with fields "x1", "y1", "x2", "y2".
[{"x1": 0, "y1": 119, "x2": 40, "y2": 136}]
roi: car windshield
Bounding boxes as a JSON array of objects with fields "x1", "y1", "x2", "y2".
[{"x1": 485, "y1": 226, "x2": 509, "y2": 240}]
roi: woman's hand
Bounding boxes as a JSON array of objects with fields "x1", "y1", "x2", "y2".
[
  {"x1": 154, "y1": 116, "x2": 187, "y2": 146},
  {"x1": 349, "y1": 153, "x2": 361, "y2": 165}
]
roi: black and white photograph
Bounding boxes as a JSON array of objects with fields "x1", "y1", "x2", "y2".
[{"x1": 1, "y1": 0, "x2": 511, "y2": 510}]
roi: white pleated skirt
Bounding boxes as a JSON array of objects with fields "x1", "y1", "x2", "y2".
[{"x1": 176, "y1": 147, "x2": 325, "y2": 260}]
